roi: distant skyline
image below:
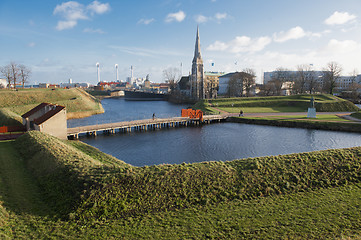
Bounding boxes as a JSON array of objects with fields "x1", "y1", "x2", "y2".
[{"x1": 1, "y1": 0, "x2": 361, "y2": 85}]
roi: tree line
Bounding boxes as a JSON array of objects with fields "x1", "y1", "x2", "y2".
[
  {"x1": 0, "y1": 62, "x2": 31, "y2": 89},
  {"x1": 260, "y1": 61, "x2": 359, "y2": 98},
  {"x1": 227, "y1": 68, "x2": 256, "y2": 97}
]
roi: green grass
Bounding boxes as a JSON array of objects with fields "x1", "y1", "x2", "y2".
[
  {"x1": 221, "y1": 106, "x2": 306, "y2": 113},
  {"x1": 1, "y1": 160, "x2": 361, "y2": 238},
  {"x1": 0, "y1": 88, "x2": 103, "y2": 123},
  {"x1": 0, "y1": 109, "x2": 23, "y2": 126},
  {"x1": 246, "y1": 114, "x2": 351, "y2": 122},
  {"x1": 2, "y1": 131, "x2": 361, "y2": 238},
  {"x1": 14, "y1": 131, "x2": 361, "y2": 222},
  {"x1": 14, "y1": 131, "x2": 132, "y2": 217},
  {"x1": 192, "y1": 100, "x2": 221, "y2": 115},
  {"x1": 198, "y1": 94, "x2": 359, "y2": 113},
  {"x1": 351, "y1": 112, "x2": 361, "y2": 120},
  {"x1": 2, "y1": 184, "x2": 361, "y2": 239}
]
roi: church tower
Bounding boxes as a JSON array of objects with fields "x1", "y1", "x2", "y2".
[{"x1": 190, "y1": 26, "x2": 205, "y2": 100}]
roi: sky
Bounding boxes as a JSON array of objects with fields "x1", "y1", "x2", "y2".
[{"x1": 1, "y1": 0, "x2": 361, "y2": 85}]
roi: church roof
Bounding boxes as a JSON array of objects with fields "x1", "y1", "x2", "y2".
[
  {"x1": 219, "y1": 72, "x2": 238, "y2": 78},
  {"x1": 178, "y1": 76, "x2": 190, "y2": 90}
]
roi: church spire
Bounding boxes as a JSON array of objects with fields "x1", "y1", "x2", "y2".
[
  {"x1": 190, "y1": 26, "x2": 204, "y2": 100},
  {"x1": 193, "y1": 25, "x2": 202, "y2": 63}
]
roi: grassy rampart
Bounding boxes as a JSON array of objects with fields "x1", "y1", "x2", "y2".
[
  {"x1": 230, "y1": 116, "x2": 361, "y2": 133},
  {"x1": 15, "y1": 131, "x2": 131, "y2": 216},
  {"x1": 76, "y1": 145, "x2": 361, "y2": 221},
  {"x1": 2, "y1": 130, "x2": 361, "y2": 237},
  {"x1": 351, "y1": 112, "x2": 361, "y2": 119},
  {"x1": 0, "y1": 88, "x2": 104, "y2": 124},
  {"x1": 198, "y1": 94, "x2": 359, "y2": 113},
  {"x1": 0, "y1": 109, "x2": 23, "y2": 126},
  {"x1": 15, "y1": 131, "x2": 361, "y2": 222}
]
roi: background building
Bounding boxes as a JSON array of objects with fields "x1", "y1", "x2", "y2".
[{"x1": 204, "y1": 71, "x2": 224, "y2": 99}]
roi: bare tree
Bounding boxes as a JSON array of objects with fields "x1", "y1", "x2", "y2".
[
  {"x1": 270, "y1": 67, "x2": 292, "y2": 95},
  {"x1": 227, "y1": 72, "x2": 243, "y2": 97},
  {"x1": 19, "y1": 64, "x2": 31, "y2": 88},
  {"x1": 259, "y1": 81, "x2": 274, "y2": 96},
  {"x1": 242, "y1": 68, "x2": 256, "y2": 97},
  {"x1": 349, "y1": 69, "x2": 358, "y2": 84},
  {"x1": 9, "y1": 62, "x2": 20, "y2": 89},
  {"x1": 163, "y1": 67, "x2": 181, "y2": 92},
  {"x1": 295, "y1": 64, "x2": 319, "y2": 94},
  {"x1": 344, "y1": 82, "x2": 361, "y2": 102},
  {"x1": 322, "y1": 62, "x2": 342, "y2": 94},
  {"x1": 294, "y1": 65, "x2": 310, "y2": 94},
  {"x1": 0, "y1": 65, "x2": 12, "y2": 89}
]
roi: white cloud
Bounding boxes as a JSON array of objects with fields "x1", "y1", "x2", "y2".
[
  {"x1": 53, "y1": 1, "x2": 88, "y2": 21},
  {"x1": 28, "y1": 42, "x2": 36, "y2": 47},
  {"x1": 87, "y1": 0, "x2": 110, "y2": 15},
  {"x1": 83, "y1": 28, "x2": 105, "y2": 34},
  {"x1": 109, "y1": 45, "x2": 185, "y2": 57},
  {"x1": 207, "y1": 35, "x2": 271, "y2": 53},
  {"x1": 323, "y1": 39, "x2": 361, "y2": 54},
  {"x1": 207, "y1": 41, "x2": 228, "y2": 51},
  {"x1": 194, "y1": 12, "x2": 228, "y2": 24},
  {"x1": 195, "y1": 15, "x2": 209, "y2": 23},
  {"x1": 56, "y1": 20, "x2": 77, "y2": 30},
  {"x1": 165, "y1": 10, "x2": 186, "y2": 23},
  {"x1": 324, "y1": 11, "x2": 356, "y2": 25},
  {"x1": 215, "y1": 13, "x2": 227, "y2": 20},
  {"x1": 273, "y1": 26, "x2": 306, "y2": 43},
  {"x1": 53, "y1": 1, "x2": 110, "y2": 30},
  {"x1": 138, "y1": 18, "x2": 155, "y2": 25}
]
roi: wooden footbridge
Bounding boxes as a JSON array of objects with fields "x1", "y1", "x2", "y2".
[{"x1": 67, "y1": 114, "x2": 228, "y2": 139}]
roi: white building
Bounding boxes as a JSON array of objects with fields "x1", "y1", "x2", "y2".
[
  {"x1": 60, "y1": 82, "x2": 90, "y2": 88},
  {"x1": 218, "y1": 72, "x2": 235, "y2": 95},
  {"x1": 264, "y1": 70, "x2": 361, "y2": 93},
  {"x1": 0, "y1": 78, "x2": 7, "y2": 88}
]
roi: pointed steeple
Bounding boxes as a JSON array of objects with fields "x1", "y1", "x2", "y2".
[
  {"x1": 190, "y1": 26, "x2": 205, "y2": 100},
  {"x1": 193, "y1": 25, "x2": 202, "y2": 63}
]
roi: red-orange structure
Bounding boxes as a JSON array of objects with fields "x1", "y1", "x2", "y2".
[{"x1": 181, "y1": 109, "x2": 203, "y2": 122}]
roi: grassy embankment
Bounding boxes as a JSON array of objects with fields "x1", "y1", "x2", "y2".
[
  {"x1": 1, "y1": 130, "x2": 361, "y2": 238},
  {"x1": 351, "y1": 112, "x2": 361, "y2": 120},
  {"x1": 195, "y1": 94, "x2": 361, "y2": 132},
  {"x1": 197, "y1": 94, "x2": 359, "y2": 114},
  {"x1": 0, "y1": 88, "x2": 104, "y2": 124}
]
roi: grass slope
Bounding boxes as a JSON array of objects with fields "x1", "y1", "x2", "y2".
[
  {"x1": 15, "y1": 131, "x2": 131, "y2": 217},
  {"x1": 14, "y1": 131, "x2": 361, "y2": 223},
  {"x1": 1, "y1": 131, "x2": 361, "y2": 238},
  {"x1": 196, "y1": 94, "x2": 359, "y2": 113},
  {"x1": 1, "y1": 132, "x2": 361, "y2": 238},
  {"x1": 0, "y1": 109, "x2": 23, "y2": 126},
  {"x1": 0, "y1": 88, "x2": 104, "y2": 123}
]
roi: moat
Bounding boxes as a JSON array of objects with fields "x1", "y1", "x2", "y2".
[{"x1": 68, "y1": 98, "x2": 361, "y2": 166}]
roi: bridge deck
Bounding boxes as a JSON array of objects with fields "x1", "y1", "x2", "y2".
[{"x1": 67, "y1": 115, "x2": 228, "y2": 138}]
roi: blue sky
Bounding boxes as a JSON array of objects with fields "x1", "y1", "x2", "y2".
[{"x1": 1, "y1": 0, "x2": 361, "y2": 84}]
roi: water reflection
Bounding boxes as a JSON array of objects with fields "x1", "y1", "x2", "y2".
[
  {"x1": 69, "y1": 98, "x2": 361, "y2": 167},
  {"x1": 67, "y1": 98, "x2": 188, "y2": 128},
  {"x1": 81, "y1": 123, "x2": 361, "y2": 167}
]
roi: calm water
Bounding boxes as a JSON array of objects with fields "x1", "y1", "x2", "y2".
[
  {"x1": 69, "y1": 98, "x2": 361, "y2": 167},
  {"x1": 67, "y1": 98, "x2": 189, "y2": 128}
]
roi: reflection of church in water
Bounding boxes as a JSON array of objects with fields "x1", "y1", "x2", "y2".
[{"x1": 178, "y1": 27, "x2": 222, "y2": 100}]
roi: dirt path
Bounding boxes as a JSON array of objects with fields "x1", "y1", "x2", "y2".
[{"x1": 0, "y1": 141, "x2": 50, "y2": 216}]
